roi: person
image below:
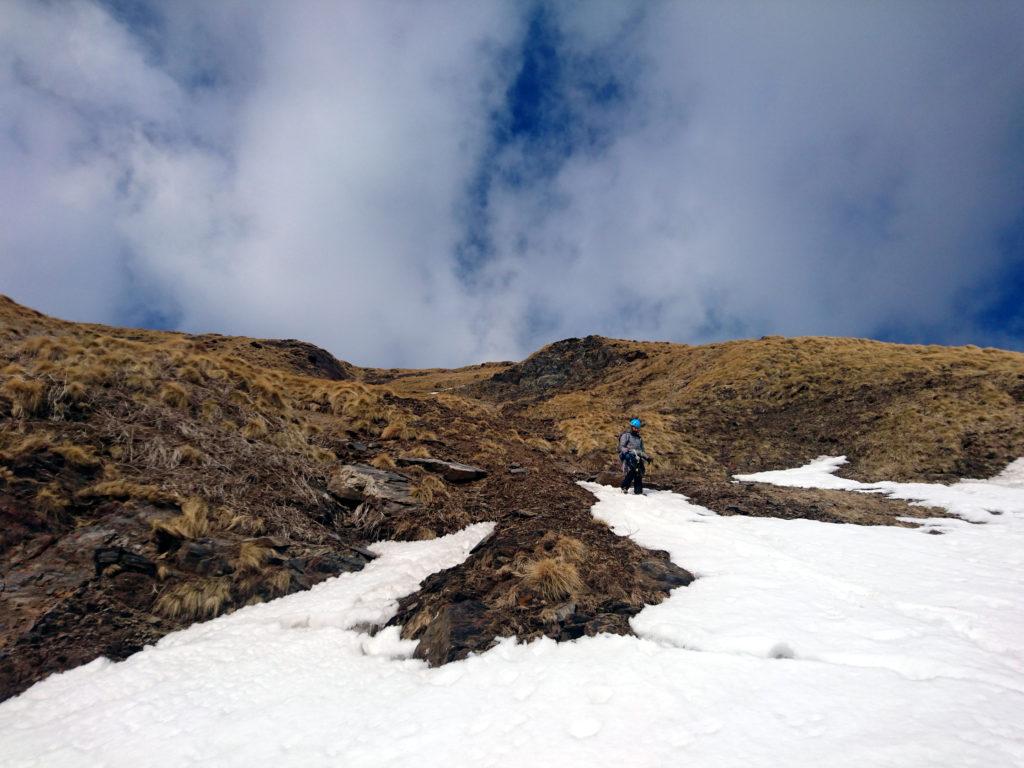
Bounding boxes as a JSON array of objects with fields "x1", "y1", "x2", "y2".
[{"x1": 618, "y1": 417, "x2": 650, "y2": 495}]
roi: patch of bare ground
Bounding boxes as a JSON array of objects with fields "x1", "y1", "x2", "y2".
[{"x1": 678, "y1": 478, "x2": 950, "y2": 527}]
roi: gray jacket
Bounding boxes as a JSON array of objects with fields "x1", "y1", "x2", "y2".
[{"x1": 618, "y1": 430, "x2": 646, "y2": 457}]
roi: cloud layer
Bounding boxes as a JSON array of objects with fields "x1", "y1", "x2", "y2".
[{"x1": 2, "y1": 1, "x2": 1023, "y2": 365}]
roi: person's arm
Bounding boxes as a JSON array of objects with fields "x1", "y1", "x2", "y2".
[{"x1": 618, "y1": 432, "x2": 630, "y2": 454}]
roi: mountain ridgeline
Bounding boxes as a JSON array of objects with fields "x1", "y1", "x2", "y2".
[{"x1": 2, "y1": 294, "x2": 1023, "y2": 700}]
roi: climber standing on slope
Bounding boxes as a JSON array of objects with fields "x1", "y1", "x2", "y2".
[{"x1": 619, "y1": 418, "x2": 650, "y2": 495}]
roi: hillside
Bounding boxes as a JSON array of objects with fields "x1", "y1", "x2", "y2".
[{"x1": 3, "y1": 296, "x2": 1024, "y2": 699}]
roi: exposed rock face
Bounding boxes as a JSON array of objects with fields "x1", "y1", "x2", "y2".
[
  {"x1": 262, "y1": 339, "x2": 354, "y2": 381},
  {"x1": 328, "y1": 465, "x2": 416, "y2": 505},
  {"x1": 472, "y1": 335, "x2": 647, "y2": 399},
  {"x1": 395, "y1": 457, "x2": 487, "y2": 483}
]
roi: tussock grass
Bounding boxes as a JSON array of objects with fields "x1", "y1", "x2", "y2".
[
  {"x1": 172, "y1": 445, "x2": 207, "y2": 466},
  {"x1": 233, "y1": 541, "x2": 274, "y2": 573},
  {"x1": 155, "y1": 578, "x2": 231, "y2": 620},
  {"x1": 52, "y1": 444, "x2": 101, "y2": 468},
  {"x1": 76, "y1": 479, "x2": 176, "y2": 503},
  {"x1": 370, "y1": 452, "x2": 397, "y2": 469},
  {"x1": 241, "y1": 416, "x2": 269, "y2": 440},
  {"x1": 2, "y1": 376, "x2": 46, "y2": 418},
  {"x1": 151, "y1": 497, "x2": 211, "y2": 539},
  {"x1": 411, "y1": 475, "x2": 448, "y2": 505},
  {"x1": 522, "y1": 557, "x2": 584, "y2": 602},
  {"x1": 227, "y1": 513, "x2": 267, "y2": 535},
  {"x1": 158, "y1": 382, "x2": 189, "y2": 409},
  {"x1": 35, "y1": 485, "x2": 69, "y2": 520}
]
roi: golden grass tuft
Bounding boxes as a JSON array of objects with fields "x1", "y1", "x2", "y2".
[
  {"x1": 370, "y1": 452, "x2": 397, "y2": 469},
  {"x1": 172, "y1": 445, "x2": 207, "y2": 466},
  {"x1": 233, "y1": 541, "x2": 274, "y2": 573},
  {"x1": 52, "y1": 443, "x2": 101, "y2": 468},
  {"x1": 152, "y1": 496, "x2": 211, "y2": 540},
  {"x1": 2, "y1": 376, "x2": 46, "y2": 418},
  {"x1": 266, "y1": 569, "x2": 292, "y2": 596},
  {"x1": 158, "y1": 382, "x2": 189, "y2": 409},
  {"x1": 200, "y1": 399, "x2": 222, "y2": 421},
  {"x1": 381, "y1": 415, "x2": 417, "y2": 441},
  {"x1": 547, "y1": 534, "x2": 587, "y2": 564},
  {"x1": 411, "y1": 474, "x2": 448, "y2": 505},
  {"x1": 241, "y1": 416, "x2": 269, "y2": 440},
  {"x1": 20, "y1": 336, "x2": 68, "y2": 361},
  {"x1": 227, "y1": 513, "x2": 267, "y2": 535},
  {"x1": 35, "y1": 485, "x2": 69, "y2": 519},
  {"x1": 522, "y1": 557, "x2": 584, "y2": 602},
  {"x1": 77, "y1": 479, "x2": 175, "y2": 503},
  {"x1": 154, "y1": 578, "x2": 231, "y2": 620}
]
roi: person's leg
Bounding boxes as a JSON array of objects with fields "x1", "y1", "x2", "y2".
[
  {"x1": 620, "y1": 453, "x2": 637, "y2": 492},
  {"x1": 621, "y1": 466, "x2": 636, "y2": 492},
  {"x1": 633, "y1": 466, "x2": 643, "y2": 495}
]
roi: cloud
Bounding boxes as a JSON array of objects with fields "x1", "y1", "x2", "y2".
[{"x1": 2, "y1": 1, "x2": 1023, "y2": 366}]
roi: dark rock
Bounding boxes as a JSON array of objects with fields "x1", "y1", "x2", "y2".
[
  {"x1": 263, "y1": 338, "x2": 355, "y2": 381},
  {"x1": 550, "y1": 601, "x2": 576, "y2": 623},
  {"x1": 472, "y1": 335, "x2": 647, "y2": 400},
  {"x1": 413, "y1": 600, "x2": 489, "y2": 665},
  {"x1": 174, "y1": 540, "x2": 232, "y2": 576},
  {"x1": 509, "y1": 467, "x2": 529, "y2": 476},
  {"x1": 306, "y1": 551, "x2": 367, "y2": 575},
  {"x1": 395, "y1": 457, "x2": 488, "y2": 483},
  {"x1": 93, "y1": 548, "x2": 157, "y2": 578},
  {"x1": 328, "y1": 464, "x2": 415, "y2": 505},
  {"x1": 638, "y1": 558, "x2": 694, "y2": 590}
]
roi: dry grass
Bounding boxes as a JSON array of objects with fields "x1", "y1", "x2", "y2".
[
  {"x1": 151, "y1": 497, "x2": 211, "y2": 539},
  {"x1": 411, "y1": 475, "x2": 448, "y2": 505},
  {"x1": 77, "y1": 479, "x2": 177, "y2": 504},
  {"x1": 370, "y1": 452, "x2": 397, "y2": 469},
  {"x1": 381, "y1": 416, "x2": 416, "y2": 441},
  {"x1": 2, "y1": 376, "x2": 46, "y2": 418},
  {"x1": 233, "y1": 541, "x2": 274, "y2": 573},
  {"x1": 227, "y1": 512, "x2": 267, "y2": 535},
  {"x1": 521, "y1": 557, "x2": 584, "y2": 602},
  {"x1": 172, "y1": 445, "x2": 207, "y2": 466},
  {"x1": 155, "y1": 578, "x2": 232, "y2": 620},
  {"x1": 241, "y1": 416, "x2": 269, "y2": 440},
  {"x1": 35, "y1": 486, "x2": 69, "y2": 520},
  {"x1": 158, "y1": 382, "x2": 189, "y2": 409},
  {"x1": 265, "y1": 569, "x2": 292, "y2": 596},
  {"x1": 52, "y1": 443, "x2": 101, "y2": 468}
]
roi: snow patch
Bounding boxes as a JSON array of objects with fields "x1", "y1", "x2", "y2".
[{"x1": 4, "y1": 462, "x2": 1024, "y2": 767}]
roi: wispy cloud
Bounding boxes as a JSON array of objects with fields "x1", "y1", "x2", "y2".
[{"x1": 2, "y1": 1, "x2": 1023, "y2": 365}]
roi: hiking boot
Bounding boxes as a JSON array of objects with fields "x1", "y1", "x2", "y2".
[{"x1": 621, "y1": 487, "x2": 628, "y2": 494}]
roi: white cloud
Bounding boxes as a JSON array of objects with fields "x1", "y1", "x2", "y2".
[{"x1": 2, "y1": 1, "x2": 1023, "y2": 365}]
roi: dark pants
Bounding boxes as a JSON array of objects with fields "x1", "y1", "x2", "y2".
[{"x1": 621, "y1": 453, "x2": 644, "y2": 494}]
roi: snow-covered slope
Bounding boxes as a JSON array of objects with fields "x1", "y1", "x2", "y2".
[{"x1": 3, "y1": 462, "x2": 1023, "y2": 767}]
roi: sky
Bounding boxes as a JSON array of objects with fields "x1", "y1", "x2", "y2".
[{"x1": 2, "y1": 1, "x2": 1023, "y2": 367}]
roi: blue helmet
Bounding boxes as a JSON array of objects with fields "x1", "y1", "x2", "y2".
[{"x1": 630, "y1": 418, "x2": 642, "y2": 428}]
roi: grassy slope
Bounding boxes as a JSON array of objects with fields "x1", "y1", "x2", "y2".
[
  {"x1": 4, "y1": 297, "x2": 1023, "y2": 698},
  {"x1": 481, "y1": 334, "x2": 1024, "y2": 484},
  {"x1": 0, "y1": 298, "x2": 671, "y2": 697}
]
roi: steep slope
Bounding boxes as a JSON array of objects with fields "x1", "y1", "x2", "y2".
[
  {"x1": 472, "y1": 334, "x2": 1024, "y2": 483},
  {"x1": 0, "y1": 297, "x2": 680, "y2": 699},
  {"x1": 3, "y1": 297, "x2": 1023, "y2": 701}
]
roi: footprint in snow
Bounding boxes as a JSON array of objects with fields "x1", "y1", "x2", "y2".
[
  {"x1": 568, "y1": 717, "x2": 602, "y2": 739},
  {"x1": 585, "y1": 685, "x2": 613, "y2": 704}
]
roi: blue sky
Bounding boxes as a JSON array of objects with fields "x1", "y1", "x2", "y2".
[{"x1": 2, "y1": 1, "x2": 1024, "y2": 366}]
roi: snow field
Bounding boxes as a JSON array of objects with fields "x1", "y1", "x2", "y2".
[{"x1": 2, "y1": 460, "x2": 1023, "y2": 767}]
